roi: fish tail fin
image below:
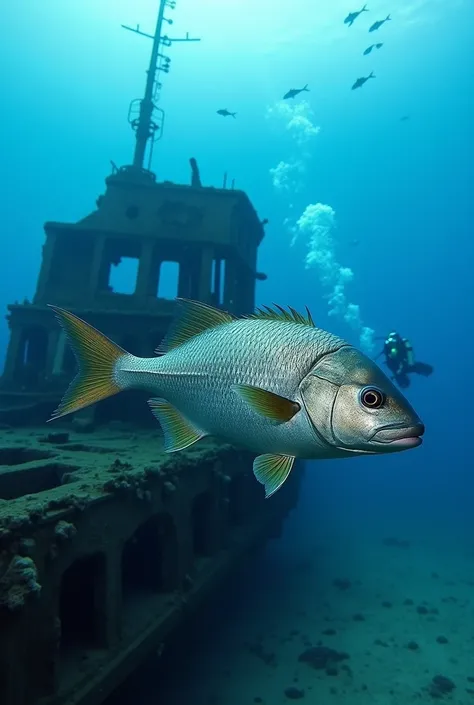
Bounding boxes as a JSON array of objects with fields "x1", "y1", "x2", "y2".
[
  {"x1": 231, "y1": 112, "x2": 237, "y2": 118},
  {"x1": 386, "y1": 14, "x2": 391, "y2": 20},
  {"x1": 370, "y1": 71, "x2": 375, "y2": 78},
  {"x1": 303, "y1": 84, "x2": 309, "y2": 90},
  {"x1": 47, "y1": 306, "x2": 128, "y2": 421},
  {"x1": 362, "y1": 4, "x2": 368, "y2": 10}
]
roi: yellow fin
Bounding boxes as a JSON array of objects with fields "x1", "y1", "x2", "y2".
[
  {"x1": 156, "y1": 298, "x2": 234, "y2": 354},
  {"x1": 233, "y1": 384, "x2": 300, "y2": 423},
  {"x1": 253, "y1": 454, "x2": 295, "y2": 498},
  {"x1": 47, "y1": 306, "x2": 125, "y2": 421},
  {"x1": 148, "y1": 398, "x2": 207, "y2": 452},
  {"x1": 247, "y1": 304, "x2": 315, "y2": 327}
]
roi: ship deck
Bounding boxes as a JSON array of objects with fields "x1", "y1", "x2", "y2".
[{"x1": 0, "y1": 424, "x2": 302, "y2": 705}]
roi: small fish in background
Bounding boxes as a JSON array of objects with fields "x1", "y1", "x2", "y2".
[
  {"x1": 344, "y1": 4, "x2": 369, "y2": 27},
  {"x1": 363, "y1": 42, "x2": 383, "y2": 55},
  {"x1": 369, "y1": 14, "x2": 391, "y2": 32},
  {"x1": 217, "y1": 109, "x2": 236, "y2": 118},
  {"x1": 47, "y1": 299, "x2": 425, "y2": 499},
  {"x1": 283, "y1": 85, "x2": 309, "y2": 99},
  {"x1": 400, "y1": 114, "x2": 410, "y2": 121},
  {"x1": 352, "y1": 72, "x2": 375, "y2": 89}
]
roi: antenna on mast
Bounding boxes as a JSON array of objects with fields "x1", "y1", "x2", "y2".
[{"x1": 122, "y1": 0, "x2": 200, "y2": 172}]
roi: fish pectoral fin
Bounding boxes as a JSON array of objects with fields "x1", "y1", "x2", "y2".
[
  {"x1": 253, "y1": 454, "x2": 295, "y2": 498},
  {"x1": 232, "y1": 384, "x2": 300, "y2": 423},
  {"x1": 147, "y1": 398, "x2": 207, "y2": 452}
]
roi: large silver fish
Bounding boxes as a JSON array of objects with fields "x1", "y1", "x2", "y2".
[{"x1": 48, "y1": 299, "x2": 425, "y2": 498}]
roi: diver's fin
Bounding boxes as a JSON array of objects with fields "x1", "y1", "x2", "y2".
[
  {"x1": 156, "y1": 299, "x2": 234, "y2": 354},
  {"x1": 232, "y1": 384, "x2": 300, "y2": 423},
  {"x1": 47, "y1": 306, "x2": 126, "y2": 421},
  {"x1": 148, "y1": 398, "x2": 207, "y2": 452},
  {"x1": 411, "y1": 362, "x2": 433, "y2": 377},
  {"x1": 253, "y1": 454, "x2": 295, "y2": 498}
]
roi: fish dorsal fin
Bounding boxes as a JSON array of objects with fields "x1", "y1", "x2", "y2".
[
  {"x1": 156, "y1": 298, "x2": 234, "y2": 354},
  {"x1": 246, "y1": 304, "x2": 315, "y2": 328}
]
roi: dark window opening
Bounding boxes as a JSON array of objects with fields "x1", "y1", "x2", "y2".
[
  {"x1": 192, "y1": 492, "x2": 216, "y2": 557},
  {"x1": 15, "y1": 327, "x2": 48, "y2": 389},
  {"x1": 59, "y1": 554, "x2": 105, "y2": 653},
  {"x1": 211, "y1": 259, "x2": 226, "y2": 306},
  {"x1": 108, "y1": 256, "x2": 139, "y2": 295},
  {"x1": 157, "y1": 261, "x2": 180, "y2": 299},
  {"x1": 21, "y1": 331, "x2": 46, "y2": 366},
  {"x1": 121, "y1": 514, "x2": 178, "y2": 601}
]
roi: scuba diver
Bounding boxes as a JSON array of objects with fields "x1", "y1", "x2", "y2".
[{"x1": 376, "y1": 332, "x2": 433, "y2": 388}]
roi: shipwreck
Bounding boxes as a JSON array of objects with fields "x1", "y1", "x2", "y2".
[{"x1": 0, "y1": 2, "x2": 303, "y2": 704}]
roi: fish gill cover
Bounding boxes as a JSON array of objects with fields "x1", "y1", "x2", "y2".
[{"x1": 266, "y1": 100, "x2": 375, "y2": 354}]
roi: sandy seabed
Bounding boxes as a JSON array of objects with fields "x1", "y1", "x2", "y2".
[{"x1": 114, "y1": 501, "x2": 474, "y2": 705}]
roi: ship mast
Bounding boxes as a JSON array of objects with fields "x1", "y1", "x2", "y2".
[{"x1": 122, "y1": 0, "x2": 200, "y2": 171}]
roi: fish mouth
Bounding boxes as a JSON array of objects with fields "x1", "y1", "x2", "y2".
[{"x1": 371, "y1": 422, "x2": 425, "y2": 449}]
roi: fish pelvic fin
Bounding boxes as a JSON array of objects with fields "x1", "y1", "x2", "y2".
[
  {"x1": 253, "y1": 454, "x2": 295, "y2": 499},
  {"x1": 156, "y1": 298, "x2": 234, "y2": 354},
  {"x1": 232, "y1": 384, "x2": 300, "y2": 423},
  {"x1": 148, "y1": 398, "x2": 207, "y2": 452},
  {"x1": 47, "y1": 306, "x2": 127, "y2": 421}
]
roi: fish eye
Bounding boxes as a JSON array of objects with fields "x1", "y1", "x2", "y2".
[{"x1": 359, "y1": 386, "x2": 385, "y2": 409}]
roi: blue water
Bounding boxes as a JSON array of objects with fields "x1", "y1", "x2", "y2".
[{"x1": 1, "y1": 0, "x2": 473, "y2": 702}]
